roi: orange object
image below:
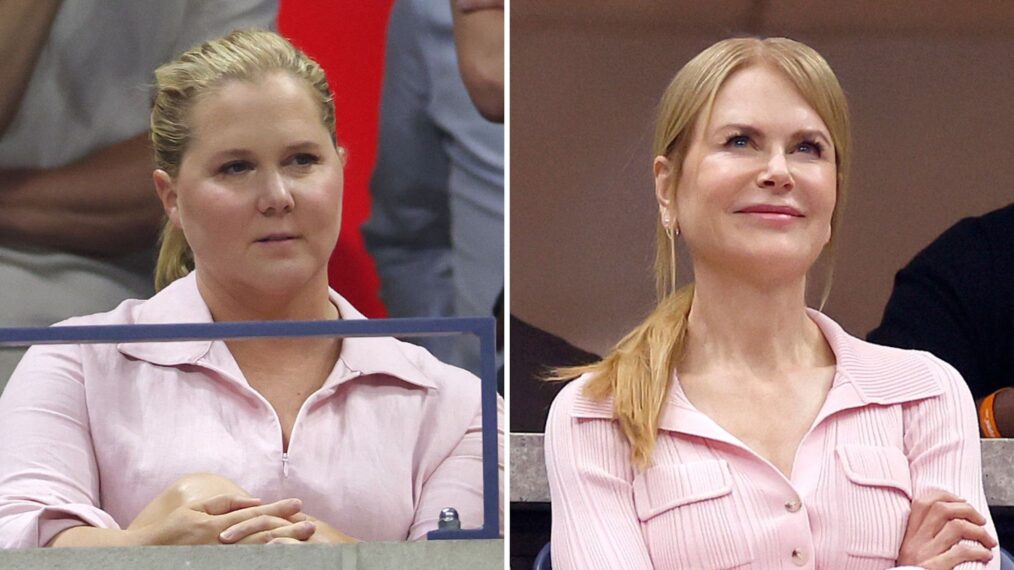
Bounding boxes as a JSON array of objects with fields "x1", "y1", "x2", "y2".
[{"x1": 979, "y1": 389, "x2": 1005, "y2": 438}]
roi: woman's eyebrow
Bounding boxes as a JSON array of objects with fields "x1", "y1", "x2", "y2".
[
  {"x1": 713, "y1": 123, "x2": 761, "y2": 138},
  {"x1": 283, "y1": 141, "x2": 322, "y2": 152},
  {"x1": 208, "y1": 148, "x2": 254, "y2": 162},
  {"x1": 793, "y1": 129, "x2": 832, "y2": 145}
]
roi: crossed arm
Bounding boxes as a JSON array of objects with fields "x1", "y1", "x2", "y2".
[
  {"x1": 0, "y1": 133, "x2": 164, "y2": 257},
  {"x1": 0, "y1": 0, "x2": 184, "y2": 259},
  {"x1": 0, "y1": 0, "x2": 60, "y2": 137}
]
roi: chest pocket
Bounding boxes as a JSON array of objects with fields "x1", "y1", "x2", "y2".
[
  {"x1": 837, "y1": 444, "x2": 913, "y2": 559},
  {"x1": 633, "y1": 460, "x2": 753, "y2": 569}
]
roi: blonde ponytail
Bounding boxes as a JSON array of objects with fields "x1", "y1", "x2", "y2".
[{"x1": 154, "y1": 221, "x2": 193, "y2": 292}]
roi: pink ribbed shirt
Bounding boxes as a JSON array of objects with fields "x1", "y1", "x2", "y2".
[
  {"x1": 0, "y1": 273, "x2": 503, "y2": 548},
  {"x1": 545, "y1": 310, "x2": 998, "y2": 569}
]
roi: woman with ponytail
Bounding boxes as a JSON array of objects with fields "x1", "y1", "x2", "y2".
[
  {"x1": 545, "y1": 37, "x2": 997, "y2": 569},
  {"x1": 0, "y1": 29, "x2": 500, "y2": 549}
]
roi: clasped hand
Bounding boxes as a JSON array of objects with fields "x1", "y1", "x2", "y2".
[
  {"x1": 133, "y1": 494, "x2": 354, "y2": 545},
  {"x1": 897, "y1": 490, "x2": 997, "y2": 569}
]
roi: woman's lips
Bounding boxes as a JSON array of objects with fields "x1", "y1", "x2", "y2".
[
  {"x1": 255, "y1": 233, "x2": 299, "y2": 243},
  {"x1": 736, "y1": 204, "x2": 804, "y2": 217}
]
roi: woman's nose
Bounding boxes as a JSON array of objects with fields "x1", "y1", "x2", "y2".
[
  {"x1": 756, "y1": 152, "x2": 794, "y2": 192},
  {"x1": 257, "y1": 171, "x2": 295, "y2": 215}
]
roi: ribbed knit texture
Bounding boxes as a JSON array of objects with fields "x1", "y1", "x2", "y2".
[{"x1": 545, "y1": 310, "x2": 998, "y2": 570}]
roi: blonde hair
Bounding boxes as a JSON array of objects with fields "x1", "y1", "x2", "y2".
[
  {"x1": 150, "y1": 29, "x2": 337, "y2": 291},
  {"x1": 556, "y1": 37, "x2": 852, "y2": 468}
]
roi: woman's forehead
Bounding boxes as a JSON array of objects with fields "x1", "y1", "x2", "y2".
[
  {"x1": 704, "y1": 66, "x2": 826, "y2": 132},
  {"x1": 185, "y1": 74, "x2": 329, "y2": 153}
]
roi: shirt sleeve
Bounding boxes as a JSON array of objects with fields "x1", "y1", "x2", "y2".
[
  {"x1": 544, "y1": 382, "x2": 654, "y2": 570},
  {"x1": 0, "y1": 343, "x2": 119, "y2": 549},
  {"x1": 902, "y1": 355, "x2": 1000, "y2": 570},
  {"x1": 408, "y1": 392, "x2": 503, "y2": 540}
]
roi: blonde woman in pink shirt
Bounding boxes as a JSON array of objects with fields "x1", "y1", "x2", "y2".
[
  {"x1": 545, "y1": 38, "x2": 998, "y2": 569},
  {"x1": 0, "y1": 30, "x2": 501, "y2": 548}
]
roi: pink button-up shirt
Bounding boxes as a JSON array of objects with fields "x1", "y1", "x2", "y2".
[
  {"x1": 545, "y1": 310, "x2": 998, "y2": 569},
  {"x1": 0, "y1": 273, "x2": 503, "y2": 548}
]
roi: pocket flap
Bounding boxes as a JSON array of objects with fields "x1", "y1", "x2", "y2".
[
  {"x1": 632, "y1": 459, "x2": 733, "y2": 521},
  {"x1": 837, "y1": 444, "x2": 913, "y2": 500}
]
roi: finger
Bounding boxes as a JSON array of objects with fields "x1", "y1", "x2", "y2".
[
  {"x1": 219, "y1": 515, "x2": 294, "y2": 544},
  {"x1": 221, "y1": 498, "x2": 303, "y2": 527},
  {"x1": 287, "y1": 512, "x2": 309, "y2": 523},
  {"x1": 235, "y1": 521, "x2": 316, "y2": 545},
  {"x1": 268, "y1": 537, "x2": 303, "y2": 545},
  {"x1": 908, "y1": 490, "x2": 965, "y2": 530},
  {"x1": 934, "y1": 519, "x2": 998, "y2": 551},
  {"x1": 198, "y1": 494, "x2": 263, "y2": 516},
  {"x1": 934, "y1": 541, "x2": 993, "y2": 567},
  {"x1": 922, "y1": 500, "x2": 984, "y2": 539}
]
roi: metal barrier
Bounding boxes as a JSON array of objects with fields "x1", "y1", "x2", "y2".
[{"x1": 0, "y1": 317, "x2": 501, "y2": 541}]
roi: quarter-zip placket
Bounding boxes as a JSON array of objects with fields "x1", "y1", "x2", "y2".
[{"x1": 277, "y1": 370, "x2": 363, "y2": 479}]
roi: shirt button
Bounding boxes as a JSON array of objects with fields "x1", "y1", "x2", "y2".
[
  {"x1": 791, "y1": 548, "x2": 807, "y2": 566},
  {"x1": 784, "y1": 498, "x2": 802, "y2": 512}
]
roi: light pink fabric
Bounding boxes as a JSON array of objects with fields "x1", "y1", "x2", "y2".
[
  {"x1": 0, "y1": 272, "x2": 503, "y2": 548},
  {"x1": 545, "y1": 310, "x2": 998, "y2": 569}
]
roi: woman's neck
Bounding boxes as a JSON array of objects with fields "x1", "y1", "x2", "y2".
[
  {"x1": 194, "y1": 270, "x2": 342, "y2": 392},
  {"x1": 679, "y1": 265, "x2": 834, "y2": 378},
  {"x1": 195, "y1": 270, "x2": 338, "y2": 323}
]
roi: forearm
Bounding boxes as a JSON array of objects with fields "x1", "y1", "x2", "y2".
[
  {"x1": 47, "y1": 525, "x2": 146, "y2": 548},
  {"x1": 0, "y1": 0, "x2": 61, "y2": 136},
  {"x1": 0, "y1": 133, "x2": 163, "y2": 256},
  {"x1": 450, "y1": 2, "x2": 504, "y2": 123}
]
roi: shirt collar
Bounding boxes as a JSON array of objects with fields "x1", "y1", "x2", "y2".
[
  {"x1": 569, "y1": 309, "x2": 944, "y2": 431},
  {"x1": 116, "y1": 272, "x2": 437, "y2": 391}
]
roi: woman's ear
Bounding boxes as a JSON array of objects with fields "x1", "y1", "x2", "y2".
[
  {"x1": 654, "y1": 155, "x2": 676, "y2": 226},
  {"x1": 153, "y1": 169, "x2": 181, "y2": 229}
]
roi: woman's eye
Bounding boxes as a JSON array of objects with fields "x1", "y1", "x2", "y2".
[
  {"x1": 724, "y1": 134, "x2": 750, "y2": 148},
  {"x1": 291, "y1": 153, "x2": 320, "y2": 167},
  {"x1": 220, "y1": 161, "x2": 251, "y2": 175},
  {"x1": 795, "y1": 140, "x2": 824, "y2": 157}
]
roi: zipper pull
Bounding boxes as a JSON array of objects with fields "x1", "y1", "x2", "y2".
[{"x1": 282, "y1": 452, "x2": 289, "y2": 477}]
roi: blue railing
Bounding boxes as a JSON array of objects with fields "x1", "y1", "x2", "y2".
[{"x1": 0, "y1": 316, "x2": 500, "y2": 541}]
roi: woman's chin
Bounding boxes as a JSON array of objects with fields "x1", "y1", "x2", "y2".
[
  {"x1": 229, "y1": 263, "x2": 325, "y2": 299},
  {"x1": 706, "y1": 249, "x2": 819, "y2": 286}
]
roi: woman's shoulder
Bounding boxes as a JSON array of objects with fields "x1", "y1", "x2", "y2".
[
  {"x1": 51, "y1": 297, "x2": 148, "y2": 327},
  {"x1": 391, "y1": 339, "x2": 482, "y2": 391},
  {"x1": 547, "y1": 373, "x2": 614, "y2": 427},
  {"x1": 813, "y1": 310, "x2": 965, "y2": 401},
  {"x1": 51, "y1": 273, "x2": 202, "y2": 328}
]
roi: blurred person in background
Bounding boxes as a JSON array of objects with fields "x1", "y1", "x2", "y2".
[
  {"x1": 870, "y1": 203, "x2": 1014, "y2": 439},
  {"x1": 363, "y1": 0, "x2": 504, "y2": 375},
  {"x1": 0, "y1": 0, "x2": 277, "y2": 391}
]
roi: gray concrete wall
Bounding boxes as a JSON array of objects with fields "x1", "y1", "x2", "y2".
[{"x1": 0, "y1": 539, "x2": 504, "y2": 570}]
